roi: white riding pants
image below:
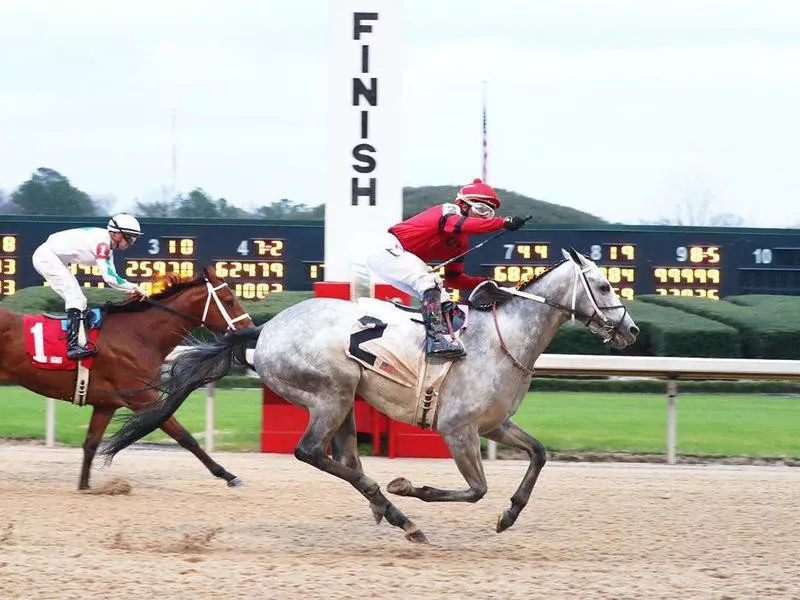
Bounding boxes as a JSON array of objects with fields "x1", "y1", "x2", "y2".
[
  {"x1": 366, "y1": 233, "x2": 450, "y2": 302},
  {"x1": 32, "y1": 246, "x2": 87, "y2": 311}
]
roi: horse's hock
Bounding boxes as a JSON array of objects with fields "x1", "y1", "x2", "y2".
[{"x1": 1, "y1": 447, "x2": 798, "y2": 600}]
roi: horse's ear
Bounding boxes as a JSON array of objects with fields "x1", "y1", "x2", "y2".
[
  {"x1": 562, "y1": 247, "x2": 584, "y2": 265},
  {"x1": 569, "y1": 247, "x2": 586, "y2": 265}
]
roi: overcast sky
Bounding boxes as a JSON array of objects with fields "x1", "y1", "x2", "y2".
[{"x1": 1, "y1": 0, "x2": 799, "y2": 227}]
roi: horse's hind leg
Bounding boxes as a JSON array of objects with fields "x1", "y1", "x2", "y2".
[
  {"x1": 79, "y1": 406, "x2": 115, "y2": 490},
  {"x1": 159, "y1": 416, "x2": 243, "y2": 487},
  {"x1": 295, "y1": 408, "x2": 428, "y2": 543},
  {"x1": 331, "y1": 408, "x2": 362, "y2": 470},
  {"x1": 484, "y1": 419, "x2": 546, "y2": 533},
  {"x1": 387, "y1": 425, "x2": 488, "y2": 503},
  {"x1": 331, "y1": 408, "x2": 386, "y2": 525}
]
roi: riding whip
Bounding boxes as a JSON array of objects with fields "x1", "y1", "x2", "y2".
[{"x1": 431, "y1": 215, "x2": 532, "y2": 272}]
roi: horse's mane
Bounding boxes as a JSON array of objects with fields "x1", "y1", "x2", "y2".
[
  {"x1": 515, "y1": 258, "x2": 568, "y2": 291},
  {"x1": 471, "y1": 258, "x2": 570, "y2": 310},
  {"x1": 104, "y1": 272, "x2": 204, "y2": 314}
]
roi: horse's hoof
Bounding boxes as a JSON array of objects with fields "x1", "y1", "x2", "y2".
[
  {"x1": 496, "y1": 510, "x2": 515, "y2": 533},
  {"x1": 387, "y1": 477, "x2": 412, "y2": 496},
  {"x1": 227, "y1": 477, "x2": 244, "y2": 488},
  {"x1": 405, "y1": 528, "x2": 429, "y2": 544}
]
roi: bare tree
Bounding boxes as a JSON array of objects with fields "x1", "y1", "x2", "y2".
[{"x1": 645, "y1": 171, "x2": 747, "y2": 227}]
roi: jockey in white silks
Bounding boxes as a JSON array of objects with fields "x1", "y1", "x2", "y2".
[
  {"x1": 368, "y1": 178, "x2": 527, "y2": 359},
  {"x1": 32, "y1": 213, "x2": 149, "y2": 359}
]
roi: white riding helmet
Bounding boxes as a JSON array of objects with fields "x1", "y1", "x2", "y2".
[{"x1": 107, "y1": 213, "x2": 142, "y2": 240}]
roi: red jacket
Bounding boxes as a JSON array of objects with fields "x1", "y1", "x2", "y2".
[{"x1": 389, "y1": 203, "x2": 505, "y2": 290}]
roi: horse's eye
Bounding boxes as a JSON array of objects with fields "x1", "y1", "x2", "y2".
[{"x1": 599, "y1": 284, "x2": 611, "y2": 293}]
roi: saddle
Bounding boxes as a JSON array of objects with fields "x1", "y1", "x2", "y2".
[
  {"x1": 23, "y1": 307, "x2": 105, "y2": 406},
  {"x1": 42, "y1": 307, "x2": 104, "y2": 330},
  {"x1": 345, "y1": 299, "x2": 468, "y2": 429},
  {"x1": 468, "y1": 280, "x2": 516, "y2": 310}
]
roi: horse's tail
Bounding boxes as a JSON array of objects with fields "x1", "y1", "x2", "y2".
[{"x1": 101, "y1": 325, "x2": 263, "y2": 462}]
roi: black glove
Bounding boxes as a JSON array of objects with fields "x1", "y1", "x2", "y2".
[{"x1": 503, "y1": 216, "x2": 526, "y2": 231}]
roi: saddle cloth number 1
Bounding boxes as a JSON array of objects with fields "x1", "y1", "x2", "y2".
[
  {"x1": 29, "y1": 321, "x2": 52, "y2": 364},
  {"x1": 23, "y1": 315, "x2": 98, "y2": 370}
]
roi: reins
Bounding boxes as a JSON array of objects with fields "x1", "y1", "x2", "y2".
[
  {"x1": 491, "y1": 304, "x2": 536, "y2": 375},
  {"x1": 487, "y1": 258, "x2": 628, "y2": 373}
]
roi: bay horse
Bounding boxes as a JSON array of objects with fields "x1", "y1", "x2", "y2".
[
  {"x1": 0, "y1": 267, "x2": 253, "y2": 490},
  {"x1": 103, "y1": 249, "x2": 638, "y2": 542}
]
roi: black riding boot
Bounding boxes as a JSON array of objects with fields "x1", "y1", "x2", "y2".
[
  {"x1": 421, "y1": 289, "x2": 466, "y2": 359},
  {"x1": 66, "y1": 308, "x2": 96, "y2": 360}
]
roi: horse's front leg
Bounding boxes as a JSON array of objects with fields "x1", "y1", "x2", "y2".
[
  {"x1": 159, "y1": 416, "x2": 243, "y2": 487},
  {"x1": 484, "y1": 418, "x2": 547, "y2": 533},
  {"x1": 79, "y1": 406, "x2": 115, "y2": 490},
  {"x1": 387, "y1": 425, "x2": 488, "y2": 503}
]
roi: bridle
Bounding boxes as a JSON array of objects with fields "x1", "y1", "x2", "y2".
[
  {"x1": 488, "y1": 257, "x2": 628, "y2": 373},
  {"x1": 143, "y1": 272, "x2": 251, "y2": 332}
]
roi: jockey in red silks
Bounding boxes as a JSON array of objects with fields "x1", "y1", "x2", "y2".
[{"x1": 368, "y1": 178, "x2": 527, "y2": 359}]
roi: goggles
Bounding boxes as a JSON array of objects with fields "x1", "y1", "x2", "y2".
[
  {"x1": 123, "y1": 233, "x2": 139, "y2": 246},
  {"x1": 464, "y1": 200, "x2": 495, "y2": 218}
]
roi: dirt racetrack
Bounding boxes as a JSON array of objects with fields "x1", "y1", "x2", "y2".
[{"x1": 0, "y1": 445, "x2": 798, "y2": 600}]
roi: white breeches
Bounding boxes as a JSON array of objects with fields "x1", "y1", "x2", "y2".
[
  {"x1": 32, "y1": 246, "x2": 87, "y2": 311},
  {"x1": 367, "y1": 233, "x2": 450, "y2": 302}
]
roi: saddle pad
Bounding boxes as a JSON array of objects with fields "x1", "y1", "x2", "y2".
[
  {"x1": 346, "y1": 312, "x2": 456, "y2": 429},
  {"x1": 348, "y1": 315, "x2": 420, "y2": 388},
  {"x1": 23, "y1": 315, "x2": 100, "y2": 370}
]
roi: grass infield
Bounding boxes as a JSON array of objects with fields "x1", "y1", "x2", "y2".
[{"x1": 1, "y1": 387, "x2": 798, "y2": 458}]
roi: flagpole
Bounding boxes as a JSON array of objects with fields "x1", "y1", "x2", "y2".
[{"x1": 481, "y1": 81, "x2": 488, "y2": 182}]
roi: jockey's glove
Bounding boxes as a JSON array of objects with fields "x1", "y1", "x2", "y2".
[
  {"x1": 503, "y1": 216, "x2": 527, "y2": 231},
  {"x1": 133, "y1": 286, "x2": 150, "y2": 298}
]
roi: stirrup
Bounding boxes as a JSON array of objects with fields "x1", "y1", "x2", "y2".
[
  {"x1": 426, "y1": 336, "x2": 466, "y2": 359},
  {"x1": 67, "y1": 344, "x2": 96, "y2": 360},
  {"x1": 427, "y1": 346, "x2": 467, "y2": 359}
]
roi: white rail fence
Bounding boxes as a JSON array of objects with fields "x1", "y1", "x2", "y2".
[{"x1": 41, "y1": 352, "x2": 800, "y2": 464}]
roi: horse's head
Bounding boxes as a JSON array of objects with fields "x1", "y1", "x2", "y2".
[
  {"x1": 558, "y1": 247, "x2": 639, "y2": 349},
  {"x1": 146, "y1": 267, "x2": 254, "y2": 333}
]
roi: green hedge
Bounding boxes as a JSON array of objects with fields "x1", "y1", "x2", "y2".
[
  {"x1": 548, "y1": 322, "x2": 612, "y2": 355},
  {"x1": 241, "y1": 291, "x2": 314, "y2": 325},
  {"x1": 494, "y1": 299, "x2": 740, "y2": 358},
  {"x1": 0, "y1": 286, "x2": 129, "y2": 314},
  {"x1": 637, "y1": 295, "x2": 800, "y2": 359},
  {"x1": 3, "y1": 286, "x2": 796, "y2": 360},
  {"x1": 625, "y1": 300, "x2": 740, "y2": 357},
  {"x1": 727, "y1": 294, "x2": 800, "y2": 315},
  {"x1": 0, "y1": 284, "x2": 315, "y2": 322}
]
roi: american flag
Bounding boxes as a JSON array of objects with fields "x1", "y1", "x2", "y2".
[{"x1": 481, "y1": 82, "x2": 488, "y2": 182}]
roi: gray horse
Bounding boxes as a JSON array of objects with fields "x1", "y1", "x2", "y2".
[{"x1": 103, "y1": 248, "x2": 638, "y2": 543}]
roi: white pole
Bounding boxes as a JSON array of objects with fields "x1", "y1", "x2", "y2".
[
  {"x1": 487, "y1": 439, "x2": 497, "y2": 461},
  {"x1": 666, "y1": 379, "x2": 678, "y2": 465},
  {"x1": 45, "y1": 398, "x2": 56, "y2": 448},
  {"x1": 205, "y1": 382, "x2": 215, "y2": 452}
]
